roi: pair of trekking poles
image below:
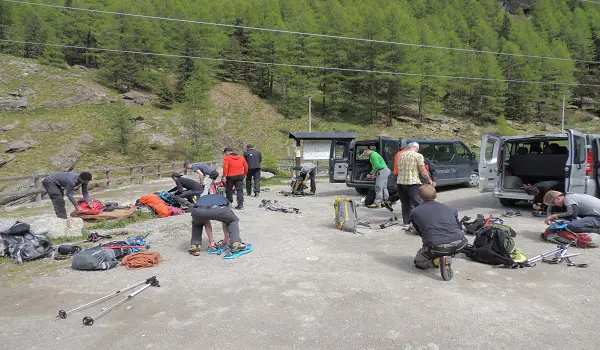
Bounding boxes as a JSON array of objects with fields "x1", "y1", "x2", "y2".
[{"x1": 57, "y1": 276, "x2": 160, "y2": 326}]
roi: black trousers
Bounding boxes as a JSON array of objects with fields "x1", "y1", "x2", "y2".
[
  {"x1": 191, "y1": 207, "x2": 241, "y2": 245},
  {"x1": 226, "y1": 175, "x2": 245, "y2": 206},
  {"x1": 174, "y1": 190, "x2": 203, "y2": 206},
  {"x1": 246, "y1": 168, "x2": 261, "y2": 195},
  {"x1": 300, "y1": 170, "x2": 317, "y2": 193},
  {"x1": 397, "y1": 184, "x2": 422, "y2": 224},
  {"x1": 42, "y1": 180, "x2": 68, "y2": 219}
]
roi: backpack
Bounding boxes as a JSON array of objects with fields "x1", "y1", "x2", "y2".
[
  {"x1": 71, "y1": 241, "x2": 133, "y2": 270},
  {"x1": 334, "y1": 198, "x2": 358, "y2": 232},
  {"x1": 466, "y1": 223, "x2": 517, "y2": 266},
  {"x1": 158, "y1": 191, "x2": 178, "y2": 206},
  {"x1": 462, "y1": 214, "x2": 486, "y2": 235},
  {"x1": 0, "y1": 223, "x2": 53, "y2": 264},
  {"x1": 77, "y1": 198, "x2": 104, "y2": 215},
  {"x1": 139, "y1": 194, "x2": 172, "y2": 218},
  {"x1": 542, "y1": 223, "x2": 600, "y2": 248}
]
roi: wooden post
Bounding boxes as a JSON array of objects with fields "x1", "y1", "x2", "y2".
[
  {"x1": 34, "y1": 175, "x2": 42, "y2": 202},
  {"x1": 157, "y1": 165, "x2": 161, "y2": 179},
  {"x1": 171, "y1": 163, "x2": 175, "y2": 173},
  {"x1": 130, "y1": 167, "x2": 134, "y2": 186},
  {"x1": 105, "y1": 170, "x2": 111, "y2": 189},
  {"x1": 141, "y1": 166, "x2": 145, "y2": 183},
  {"x1": 295, "y1": 139, "x2": 301, "y2": 177}
]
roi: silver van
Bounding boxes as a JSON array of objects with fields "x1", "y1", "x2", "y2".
[{"x1": 478, "y1": 129, "x2": 598, "y2": 206}]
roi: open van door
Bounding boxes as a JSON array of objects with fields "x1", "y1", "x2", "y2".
[
  {"x1": 479, "y1": 133, "x2": 500, "y2": 192},
  {"x1": 380, "y1": 137, "x2": 400, "y2": 183},
  {"x1": 567, "y1": 129, "x2": 587, "y2": 194},
  {"x1": 329, "y1": 140, "x2": 350, "y2": 183}
]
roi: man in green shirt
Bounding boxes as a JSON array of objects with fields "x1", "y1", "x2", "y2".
[{"x1": 361, "y1": 149, "x2": 391, "y2": 208}]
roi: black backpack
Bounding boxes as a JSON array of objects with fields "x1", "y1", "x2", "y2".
[
  {"x1": 465, "y1": 223, "x2": 516, "y2": 266},
  {"x1": 1, "y1": 222, "x2": 53, "y2": 264},
  {"x1": 71, "y1": 241, "x2": 133, "y2": 270}
]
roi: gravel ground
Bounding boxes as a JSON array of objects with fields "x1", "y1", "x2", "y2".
[{"x1": 1, "y1": 180, "x2": 599, "y2": 349}]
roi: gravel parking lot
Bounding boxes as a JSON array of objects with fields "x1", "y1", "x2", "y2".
[{"x1": 1, "y1": 180, "x2": 599, "y2": 349}]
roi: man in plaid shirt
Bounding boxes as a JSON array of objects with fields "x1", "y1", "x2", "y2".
[{"x1": 396, "y1": 142, "x2": 433, "y2": 224}]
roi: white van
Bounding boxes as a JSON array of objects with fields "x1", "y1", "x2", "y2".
[{"x1": 478, "y1": 129, "x2": 599, "y2": 206}]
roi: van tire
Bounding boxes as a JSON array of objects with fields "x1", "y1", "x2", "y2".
[
  {"x1": 499, "y1": 198, "x2": 518, "y2": 207},
  {"x1": 355, "y1": 187, "x2": 369, "y2": 195},
  {"x1": 465, "y1": 172, "x2": 479, "y2": 187}
]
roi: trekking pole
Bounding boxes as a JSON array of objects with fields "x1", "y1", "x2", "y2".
[
  {"x1": 57, "y1": 276, "x2": 157, "y2": 319},
  {"x1": 82, "y1": 277, "x2": 160, "y2": 326}
]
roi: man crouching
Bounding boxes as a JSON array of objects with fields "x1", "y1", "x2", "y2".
[{"x1": 410, "y1": 185, "x2": 467, "y2": 269}]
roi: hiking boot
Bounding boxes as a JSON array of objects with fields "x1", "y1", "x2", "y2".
[
  {"x1": 188, "y1": 244, "x2": 202, "y2": 256},
  {"x1": 231, "y1": 242, "x2": 248, "y2": 252},
  {"x1": 382, "y1": 201, "x2": 393, "y2": 212},
  {"x1": 367, "y1": 203, "x2": 382, "y2": 209},
  {"x1": 235, "y1": 205, "x2": 244, "y2": 210},
  {"x1": 253, "y1": 192, "x2": 259, "y2": 197}
]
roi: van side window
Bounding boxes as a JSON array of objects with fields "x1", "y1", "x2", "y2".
[
  {"x1": 573, "y1": 136, "x2": 586, "y2": 164},
  {"x1": 334, "y1": 144, "x2": 347, "y2": 159},
  {"x1": 485, "y1": 141, "x2": 495, "y2": 160},
  {"x1": 455, "y1": 143, "x2": 470, "y2": 158}
]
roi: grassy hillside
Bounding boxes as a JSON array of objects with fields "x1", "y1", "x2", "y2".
[{"x1": 0, "y1": 54, "x2": 598, "y2": 183}]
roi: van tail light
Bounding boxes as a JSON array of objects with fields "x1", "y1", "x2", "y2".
[{"x1": 586, "y1": 148, "x2": 594, "y2": 176}]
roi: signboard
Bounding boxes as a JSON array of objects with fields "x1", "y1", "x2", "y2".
[{"x1": 303, "y1": 140, "x2": 331, "y2": 160}]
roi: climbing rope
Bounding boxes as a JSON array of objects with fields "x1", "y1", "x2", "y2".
[{"x1": 122, "y1": 252, "x2": 164, "y2": 270}]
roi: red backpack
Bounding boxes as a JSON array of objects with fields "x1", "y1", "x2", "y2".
[{"x1": 77, "y1": 198, "x2": 104, "y2": 215}]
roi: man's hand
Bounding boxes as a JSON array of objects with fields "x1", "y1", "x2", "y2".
[
  {"x1": 431, "y1": 181, "x2": 437, "y2": 187},
  {"x1": 544, "y1": 215, "x2": 556, "y2": 225},
  {"x1": 366, "y1": 174, "x2": 375, "y2": 179},
  {"x1": 76, "y1": 206, "x2": 86, "y2": 213}
]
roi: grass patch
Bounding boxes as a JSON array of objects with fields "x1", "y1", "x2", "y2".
[
  {"x1": 0, "y1": 256, "x2": 70, "y2": 287},
  {"x1": 495, "y1": 117, "x2": 518, "y2": 136},
  {"x1": 86, "y1": 211, "x2": 156, "y2": 230}
]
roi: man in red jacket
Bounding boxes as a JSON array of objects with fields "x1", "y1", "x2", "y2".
[{"x1": 223, "y1": 147, "x2": 248, "y2": 210}]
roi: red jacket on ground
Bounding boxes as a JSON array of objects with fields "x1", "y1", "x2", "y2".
[{"x1": 223, "y1": 154, "x2": 248, "y2": 177}]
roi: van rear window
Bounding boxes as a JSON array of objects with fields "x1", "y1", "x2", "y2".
[{"x1": 355, "y1": 145, "x2": 377, "y2": 161}]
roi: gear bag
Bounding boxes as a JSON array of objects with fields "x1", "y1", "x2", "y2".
[
  {"x1": 334, "y1": 198, "x2": 358, "y2": 232},
  {"x1": 77, "y1": 198, "x2": 104, "y2": 215},
  {"x1": 139, "y1": 193, "x2": 172, "y2": 218},
  {"x1": 465, "y1": 223, "x2": 517, "y2": 266},
  {"x1": 0, "y1": 223, "x2": 53, "y2": 264},
  {"x1": 542, "y1": 222, "x2": 600, "y2": 248},
  {"x1": 71, "y1": 241, "x2": 133, "y2": 270}
]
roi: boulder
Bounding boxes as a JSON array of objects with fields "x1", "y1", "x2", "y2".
[
  {"x1": 0, "y1": 154, "x2": 15, "y2": 168},
  {"x1": 472, "y1": 129, "x2": 481, "y2": 136},
  {"x1": 148, "y1": 134, "x2": 174, "y2": 146},
  {"x1": 5, "y1": 141, "x2": 32, "y2": 153},
  {"x1": 18, "y1": 86, "x2": 36, "y2": 96},
  {"x1": 29, "y1": 121, "x2": 73, "y2": 132},
  {"x1": 544, "y1": 124, "x2": 557, "y2": 131},
  {"x1": 261, "y1": 171, "x2": 275, "y2": 180},
  {"x1": 134, "y1": 121, "x2": 151, "y2": 132},
  {"x1": 440, "y1": 124, "x2": 450, "y2": 131},
  {"x1": 0, "y1": 123, "x2": 17, "y2": 132},
  {"x1": 28, "y1": 216, "x2": 85, "y2": 239},
  {"x1": 0, "y1": 97, "x2": 29, "y2": 112},
  {"x1": 50, "y1": 146, "x2": 81, "y2": 171},
  {"x1": 122, "y1": 91, "x2": 150, "y2": 105},
  {"x1": 79, "y1": 134, "x2": 94, "y2": 143}
]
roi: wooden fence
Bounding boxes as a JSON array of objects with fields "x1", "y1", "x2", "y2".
[{"x1": 0, "y1": 160, "x2": 221, "y2": 203}]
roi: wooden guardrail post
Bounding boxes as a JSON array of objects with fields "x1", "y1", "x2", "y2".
[
  {"x1": 34, "y1": 175, "x2": 42, "y2": 202},
  {"x1": 105, "y1": 170, "x2": 111, "y2": 189},
  {"x1": 171, "y1": 163, "x2": 175, "y2": 173},
  {"x1": 130, "y1": 167, "x2": 134, "y2": 186},
  {"x1": 157, "y1": 164, "x2": 162, "y2": 179},
  {"x1": 141, "y1": 166, "x2": 145, "y2": 183}
]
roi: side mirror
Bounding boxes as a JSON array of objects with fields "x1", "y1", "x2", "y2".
[{"x1": 471, "y1": 152, "x2": 477, "y2": 160}]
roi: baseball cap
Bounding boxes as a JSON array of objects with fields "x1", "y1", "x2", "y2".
[
  {"x1": 360, "y1": 148, "x2": 370, "y2": 157},
  {"x1": 223, "y1": 147, "x2": 233, "y2": 153}
]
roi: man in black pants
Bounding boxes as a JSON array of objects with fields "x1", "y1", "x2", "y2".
[
  {"x1": 222, "y1": 147, "x2": 248, "y2": 210},
  {"x1": 42, "y1": 172, "x2": 93, "y2": 219},
  {"x1": 169, "y1": 173, "x2": 203, "y2": 206},
  {"x1": 244, "y1": 144, "x2": 262, "y2": 197},
  {"x1": 297, "y1": 162, "x2": 317, "y2": 194},
  {"x1": 396, "y1": 142, "x2": 433, "y2": 225},
  {"x1": 189, "y1": 194, "x2": 249, "y2": 256},
  {"x1": 410, "y1": 185, "x2": 467, "y2": 269}
]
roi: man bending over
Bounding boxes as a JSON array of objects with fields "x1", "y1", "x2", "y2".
[
  {"x1": 543, "y1": 191, "x2": 600, "y2": 233},
  {"x1": 410, "y1": 185, "x2": 467, "y2": 269}
]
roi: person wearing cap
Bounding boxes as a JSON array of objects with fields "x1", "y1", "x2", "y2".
[
  {"x1": 185, "y1": 161, "x2": 220, "y2": 196},
  {"x1": 42, "y1": 171, "x2": 94, "y2": 219},
  {"x1": 361, "y1": 148, "x2": 390, "y2": 209},
  {"x1": 396, "y1": 142, "x2": 433, "y2": 225},
  {"x1": 188, "y1": 193, "x2": 250, "y2": 256},
  {"x1": 244, "y1": 144, "x2": 262, "y2": 197},
  {"x1": 169, "y1": 172, "x2": 204, "y2": 207},
  {"x1": 543, "y1": 191, "x2": 600, "y2": 233},
  {"x1": 297, "y1": 162, "x2": 317, "y2": 194},
  {"x1": 222, "y1": 147, "x2": 248, "y2": 210}
]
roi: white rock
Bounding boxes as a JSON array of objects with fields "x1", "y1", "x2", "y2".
[
  {"x1": 261, "y1": 171, "x2": 275, "y2": 180},
  {"x1": 28, "y1": 216, "x2": 84, "y2": 239}
]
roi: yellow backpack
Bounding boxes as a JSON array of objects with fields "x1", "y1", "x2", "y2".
[{"x1": 334, "y1": 198, "x2": 358, "y2": 232}]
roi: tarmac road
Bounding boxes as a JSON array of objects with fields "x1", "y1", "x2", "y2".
[{"x1": 1, "y1": 181, "x2": 599, "y2": 349}]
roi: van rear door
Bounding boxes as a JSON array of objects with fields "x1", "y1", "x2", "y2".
[
  {"x1": 379, "y1": 137, "x2": 400, "y2": 183},
  {"x1": 479, "y1": 133, "x2": 501, "y2": 192},
  {"x1": 567, "y1": 129, "x2": 587, "y2": 194},
  {"x1": 329, "y1": 140, "x2": 350, "y2": 183}
]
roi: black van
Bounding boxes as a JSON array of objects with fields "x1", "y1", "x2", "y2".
[{"x1": 329, "y1": 137, "x2": 479, "y2": 194}]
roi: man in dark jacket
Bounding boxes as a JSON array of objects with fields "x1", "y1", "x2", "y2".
[
  {"x1": 223, "y1": 147, "x2": 248, "y2": 210},
  {"x1": 42, "y1": 172, "x2": 93, "y2": 219},
  {"x1": 188, "y1": 193, "x2": 251, "y2": 257},
  {"x1": 244, "y1": 144, "x2": 262, "y2": 197},
  {"x1": 410, "y1": 185, "x2": 467, "y2": 270},
  {"x1": 169, "y1": 173, "x2": 204, "y2": 206}
]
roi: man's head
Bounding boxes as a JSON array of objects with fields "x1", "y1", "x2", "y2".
[
  {"x1": 543, "y1": 190, "x2": 565, "y2": 206},
  {"x1": 360, "y1": 148, "x2": 372, "y2": 157},
  {"x1": 246, "y1": 144, "x2": 254, "y2": 150},
  {"x1": 418, "y1": 184, "x2": 436, "y2": 201},
  {"x1": 185, "y1": 162, "x2": 193, "y2": 169},
  {"x1": 407, "y1": 142, "x2": 420, "y2": 152},
  {"x1": 78, "y1": 171, "x2": 92, "y2": 184},
  {"x1": 223, "y1": 146, "x2": 233, "y2": 155},
  {"x1": 171, "y1": 172, "x2": 183, "y2": 180}
]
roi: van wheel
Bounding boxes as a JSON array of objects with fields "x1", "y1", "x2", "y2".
[
  {"x1": 466, "y1": 172, "x2": 479, "y2": 187},
  {"x1": 355, "y1": 188, "x2": 369, "y2": 195},
  {"x1": 499, "y1": 198, "x2": 518, "y2": 207}
]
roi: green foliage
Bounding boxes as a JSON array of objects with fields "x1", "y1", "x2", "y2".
[
  {"x1": 112, "y1": 107, "x2": 134, "y2": 155},
  {"x1": 495, "y1": 116, "x2": 518, "y2": 136},
  {"x1": 87, "y1": 212, "x2": 155, "y2": 230}
]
